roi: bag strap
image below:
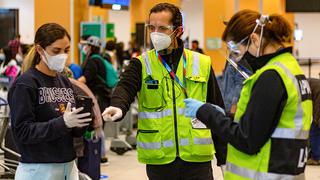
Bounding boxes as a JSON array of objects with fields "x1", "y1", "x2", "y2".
[
  {"x1": 91, "y1": 54, "x2": 113, "y2": 69},
  {"x1": 90, "y1": 54, "x2": 107, "y2": 82},
  {"x1": 91, "y1": 54, "x2": 105, "y2": 61},
  {"x1": 90, "y1": 54, "x2": 117, "y2": 87}
]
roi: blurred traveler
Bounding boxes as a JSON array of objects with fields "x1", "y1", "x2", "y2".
[{"x1": 191, "y1": 40, "x2": 204, "y2": 54}]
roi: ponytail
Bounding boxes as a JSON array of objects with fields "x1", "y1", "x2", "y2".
[
  {"x1": 266, "y1": 14, "x2": 293, "y2": 44},
  {"x1": 21, "y1": 46, "x2": 40, "y2": 73}
]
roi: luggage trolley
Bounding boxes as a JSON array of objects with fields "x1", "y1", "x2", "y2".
[
  {"x1": 0, "y1": 76, "x2": 13, "y2": 101},
  {"x1": 0, "y1": 76, "x2": 13, "y2": 91},
  {"x1": 0, "y1": 97, "x2": 20, "y2": 179}
]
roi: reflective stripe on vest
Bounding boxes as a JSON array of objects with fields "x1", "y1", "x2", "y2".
[
  {"x1": 142, "y1": 53, "x2": 152, "y2": 76},
  {"x1": 272, "y1": 128, "x2": 309, "y2": 140},
  {"x1": 180, "y1": 138, "x2": 189, "y2": 146},
  {"x1": 180, "y1": 138, "x2": 213, "y2": 146},
  {"x1": 163, "y1": 140, "x2": 174, "y2": 148},
  {"x1": 192, "y1": 53, "x2": 200, "y2": 76},
  {"x1": 142, "y1": 51, "x2": 200, "y2": 77},
  {"x1": 138, "y1": 109, "x2": 172, "y2": 119},
  {"x1": 226, "y1": 162, "x2": 305, "y2": 180},
  {"x1": 137, "y1": 140, "x2": 175, "y2": 150},
  {"x1": 138, "y1": 108, "x2": 185, "y2": 120},
  {"x1": 137, "y1": 142, "x2": 161, "y2": 150},
  {"x1": 194, "y1": 138, "x2": 213, "y2": 145},
  {"x1": 178, "y1": 108, "x2": 185, "y2": 115},
  {"x1": 271, "y1": 62, "x2": 307, "y2": 140}
]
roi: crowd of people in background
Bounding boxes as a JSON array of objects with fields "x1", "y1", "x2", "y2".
[
  {"x1": 0, "y1": 34, "x2": 205, "y2": 89},
  {"x1": 0, "y1": 34, "x2": 141, "y2": 87}
]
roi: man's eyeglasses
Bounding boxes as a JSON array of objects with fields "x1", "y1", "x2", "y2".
[{"x1": 145, "y1": 24, "x2": 175, "y2": 33}]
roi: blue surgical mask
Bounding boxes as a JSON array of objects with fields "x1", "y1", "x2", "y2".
[
  {"x1": 78, "y1": 43, "x2": 83, "y2": 50},
  {"x1": 82, "y1": 45, "x2": 90, "y2": 55},
  {"x1": 0, "y1": 53, "x2": 5, "y2": 61},
  {"x1": 16, "y1": 54, "x2": 23, "y2": 62}
]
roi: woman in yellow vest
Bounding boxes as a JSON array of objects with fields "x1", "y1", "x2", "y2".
[{"x1": 184, "y1": 9, "x2": 312, "y2": 180}]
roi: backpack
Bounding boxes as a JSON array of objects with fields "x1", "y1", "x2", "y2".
[{"x1": 90, "y1": 54, "x2": 119, "y2": 88}]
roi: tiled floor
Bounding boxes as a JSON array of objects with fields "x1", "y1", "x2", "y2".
[{"x1": 101, "y1": 140, "x2": 320, "y2": 180}]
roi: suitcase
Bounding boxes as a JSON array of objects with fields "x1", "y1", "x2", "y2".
[{"x1": 78, "y1": 137, "x2": 101, "y2": 180}]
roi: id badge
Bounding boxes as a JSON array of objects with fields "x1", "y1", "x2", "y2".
[
  {"x1": 191, "y1": 118, "x2": 207, "y2": 129},
  {"x1": 145, "y1": 78, "x2": 159, "y2": 89}
]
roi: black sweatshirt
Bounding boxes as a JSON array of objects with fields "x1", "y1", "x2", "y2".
[
  {"x1": 111, "y1": 39, "x2": 227, "y2": 165},
  {"x1": 196, "y1": 48, "x2": 292, "y2": 155},
  {"x1": 8, "y1": 68, "x2": 86, "y2": 163}
]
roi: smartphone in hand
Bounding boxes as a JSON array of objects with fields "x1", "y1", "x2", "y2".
[{"x1": 75, "y1": 95, "x2": 93, "y2": 117}]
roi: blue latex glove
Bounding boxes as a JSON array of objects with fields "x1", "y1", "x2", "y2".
[{"x1": 184, "y1": 98, "x2": 205, "y2": 118}]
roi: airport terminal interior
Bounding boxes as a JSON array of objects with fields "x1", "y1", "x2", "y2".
[{"x1": 0, "y1": 0, "x2": 320, "y2": 179}]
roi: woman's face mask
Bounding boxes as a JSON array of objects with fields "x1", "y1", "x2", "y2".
[
  {"x1": 0, "y1": 53, "x2": 5, "y2": 61},
  {"x1": 78, "y1": 43, "x2": 83, "y2": 50},
  {"x1": 42, "y1": 49, "x2": 68, "y2": 73},
  {"x1": 227, "y1": 37, "x2": 258, "y2": 65},
  {"x1": 240, "y1": 51, "x2": 256, "y2": 63},
  {"x1": 16, "y1": 54, "x2": 23, "y2": 63}
]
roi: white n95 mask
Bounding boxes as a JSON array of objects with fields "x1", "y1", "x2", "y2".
[
  {"x1": 82, "y1": 45, "x2": 90, "y2": 55},
  {"x1": 16, "y1": 54, "x2": 23, "y2": 63},
  {"x1": 0, "y1": 53, "x2": 5, "y2": 61},
  {"x1": 42, "y1": 50, "x2": 68, "y2": 73},
  {"x1": 150, "y1": 32, "x2": 172, "y2": 52}
]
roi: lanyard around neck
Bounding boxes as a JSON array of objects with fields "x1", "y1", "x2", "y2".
[{"x1": 156, "y1": 50, "x2": 188, "y2": 98}]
